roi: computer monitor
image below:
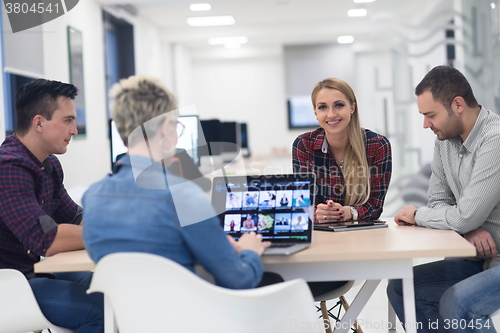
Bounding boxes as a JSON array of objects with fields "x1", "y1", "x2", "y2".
[
  {"x1": 199, "y1": 119, "x2": 222, "y2": 156},
  {"x1": 177, "y1": 115, "x2": 200, "y2": 165},
  {"x1": 287, "y1": 96, "x2": 318, "y2": 129},
  {"x1": 109, "y1": 120, "x2": 128, "y2": 166},
  {"x1": 219, "y1": 121, "x2": 241, "y2": 162},
  {"x1": 109, "y1": 116, "x2": 201, "y2": 169},
  {"x1": 240, "y1": 122, "x2": 250, "y2": 158},
  {"x1": 219, "y1": 122, "x2": 241, "y2": 153}
]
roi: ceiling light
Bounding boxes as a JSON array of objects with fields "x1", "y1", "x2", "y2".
[
  {"x1": 353, "y1": 0, "x2": 375, "y2": 2},
  {"x1": 224, "y1": 43, "x2": 241, "y2": 49},
  {"x1": 208, "y1": 36, "x2": 248, "y2": 45},
  {"x1": 337, "y1": 35, "x2": 354, "y2": 44},
  {"x1": 348, "y1": 9, "x2": 367, "y2": 17},
  {"x1": 186, "y1": 15, "x2": 235, "y2": 27},
  {"x1": 190, "y1": 3, "x2": 211, "y2": 11},
  {"x1": 492, "y1": 3, "x2": 496, "y2": 9}
]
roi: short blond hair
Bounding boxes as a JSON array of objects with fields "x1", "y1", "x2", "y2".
[{"x1": 110, "y1": 75, "x2": 178, "y2": 147}]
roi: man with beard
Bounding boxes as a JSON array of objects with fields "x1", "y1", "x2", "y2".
[{"x1": 387, "y1": 65, "x2": 500, "y2": 333}]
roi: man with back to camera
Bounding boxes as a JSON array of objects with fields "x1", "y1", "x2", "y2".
[
  {"x1": 387, "y1": 65, "x2": 500, "y2": 332},
  {"x1": 0, "y1": 79, "x2": 104, "y2": 332},
  {"x1": 82, "y1": 75, "x2": 276, "y2": 289}
]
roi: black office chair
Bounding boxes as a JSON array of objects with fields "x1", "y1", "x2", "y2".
[{"x1": 168, "y1": 148, "x2": 211, "y2": 192}]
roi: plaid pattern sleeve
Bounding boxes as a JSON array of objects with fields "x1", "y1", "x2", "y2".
[{"x1": 292, "y1": 128, "x2": 392, "y2": 220}]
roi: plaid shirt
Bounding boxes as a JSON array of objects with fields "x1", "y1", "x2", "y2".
[
  {"x1": 292, "y1": 128, "x2": 392, "y2": 220},
  {"x1": 0, "y1": 135, "x2": 82, "y2": 277}
]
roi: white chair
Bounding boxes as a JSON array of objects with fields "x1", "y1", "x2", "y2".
[
  {"x1": 88, "y1": 252, "x2": 323, "y2": 333},
  {"x1": 0, "y1": 269, "x2": 74, "y2": 333},
  {"x1": 315, "y1": 281, "x2": 364, "y2": 333}
]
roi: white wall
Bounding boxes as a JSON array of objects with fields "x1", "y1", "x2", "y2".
[
  {"x1": 408, "y1": 0, "x2": 453, "y2": 170},
  {"x1": 26, "y1": 1, "x2": 173, "y2": 196},
  {"x1": 173, "y1": 44, "x2": 195, "y2": 107},
  {"x1": 41, "y1": 0, "x2": 109, "y2": 194},
  {"x1": 284, "y1": 43, "x2": 355, "y2": 97},
  {"x1": 191, "y1": 54, "x2": 305, "y2": 157}
]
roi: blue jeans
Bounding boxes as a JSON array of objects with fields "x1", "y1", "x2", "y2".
[
  {"x1": 387, "y1": 258, "x2": 496, "y2": 333},
  {"x1": 29, "y1": 271, "x2": 104, "y2": 333}
]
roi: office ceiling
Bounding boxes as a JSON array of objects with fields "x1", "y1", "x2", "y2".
[{"x1": 98, "y1": 0, "x2": 452, "y2": 53}]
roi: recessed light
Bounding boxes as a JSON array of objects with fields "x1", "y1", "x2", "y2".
[
  {"x1": 337, "y1": 35, "x2": 354, "y2": 44},
  {"x1": 348, "y1": 9, "x2": 367, "y2": 17},
  {"x1": 353, "y1": 0, "x2": 375, "y2": 3},
  {"x1": 492, "y1": 3, "x2": 496, "y2": 9},
  {"x1": 186, "y1": 15, "x2": 235, "y2": 26},
  {"x1": 208, "y1": 36, "x2": 248, "y2": 45},
  {"x1": 190, "y1": 3, "x2": 211, "y2": 11}
]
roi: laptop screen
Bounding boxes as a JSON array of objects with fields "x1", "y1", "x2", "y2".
[{"x1": 211, "y1": 173, "x2": 315, "y2": 243}]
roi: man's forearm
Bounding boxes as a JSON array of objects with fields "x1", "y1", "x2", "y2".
[{"x1": 45, "y1": 224, "x2": 84, "y2": 256}]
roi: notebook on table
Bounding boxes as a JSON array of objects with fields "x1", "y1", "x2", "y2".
[
  {"x1": 211, "y1": 173, "x2": 316, "y2": 255},
  {"x1": 313, "y1": 220, "x2": 387, "y2": 232}
]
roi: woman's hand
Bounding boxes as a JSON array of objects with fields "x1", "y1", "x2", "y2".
[
  {"x1": 315, "y1": 200, "x2": 353, "y2": 223},
  {"x1": 227, "y1": 233, "x2": 271, "y2": 256}
]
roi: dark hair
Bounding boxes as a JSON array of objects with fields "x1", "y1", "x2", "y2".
[
  {"x1": 15, "y1": 79, "x2": 78, "y2": 136},
  {"x1": 415, "y1": 65, "x2": 478, "y2": 111}
]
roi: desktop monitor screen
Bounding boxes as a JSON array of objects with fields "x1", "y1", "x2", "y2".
[
  {"x1": 177, "y1": 115, "x2": 200, "y2": 165},
  {"x1": 240, "y1": 123, "x2": 248, "y2": 149},
  {"x1": 110, "y1": 120, "x2": 128, "y2": 165},
  {"x1": 219, "y1": 122, "x2": 241, "y2": 153},
  {"x1": 109, "y1": 116, "x2": 200, "y2": 168},
  {"x1": 199, "y1": 119, "x2": 222, "y2": 156},
  {"x1": 287, "y1": 96, "x2": 318, "y2": 129},
  {"x1": 239, "y1": 122, "x2": 250, "y2": 158}
]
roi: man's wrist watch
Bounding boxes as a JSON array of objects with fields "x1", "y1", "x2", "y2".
[{"x1": 350, "y1": 206, "x2": 358, "y2": 220}]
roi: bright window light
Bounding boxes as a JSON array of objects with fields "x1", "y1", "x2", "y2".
[
  {"x1": 492, "y1": 3, "x2": 496, "y2": 9},
  {"x1": 353, "y1": 0, "x2": 375, "y2": 3},
  {"x1": 208, "y1": 36, "x2": 248, "y2": 45},
  {"x1": 348, "y1": 9, "x2": 367, "y2": 17},
  {"x1": 186, "y1": 15, "x2": 235, "y2": 27},
  {"x1": 190, "y1": 3, "x2": 211, "y2": 11},
  {"x1": 337, "y1": 35, "x2": 354, "y2": 44}
]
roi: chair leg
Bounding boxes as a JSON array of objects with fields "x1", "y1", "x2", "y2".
[
  {"x1": 320, "y1": 301, "x2": 333, "y2": 333},
  {"x1": 340, "y1": 296, "x2": 364, "y2": 333}
]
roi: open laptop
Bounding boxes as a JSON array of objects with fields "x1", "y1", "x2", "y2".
[{"x1": 211, "y1": 173, "x2": 316, "y2": 255}]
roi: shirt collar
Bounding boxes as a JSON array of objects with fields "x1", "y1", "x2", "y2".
[
  {"x1": 462, "y1": 106, "x2": 488, "y2": 153},
  {"x1": 321, "y1": 136, "x2": 329, "y2": 153},
  {"x1": 9, "y1": 135, "x2": 52, "y2": 173},
  {"x1": 312, "y1": 128, "x2": 327, "y2": 152},
  {"x1": 114, "y1": 154, "x2": 169, "y2": 176}
]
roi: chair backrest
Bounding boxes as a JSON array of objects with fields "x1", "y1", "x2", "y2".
[
  {"x1": 0, "y1": 269, "x2": 73, "y2": 333},
  {"x1": 88, "y1": 252, "x2": 323, "y2": 333}
]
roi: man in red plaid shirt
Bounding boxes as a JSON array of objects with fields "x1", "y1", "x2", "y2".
[{"x1": 0, "y1": 79, "x2": 103, "y2": 332}]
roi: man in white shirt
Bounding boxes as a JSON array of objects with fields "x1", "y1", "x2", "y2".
[{"x1": 387, "y1": 65, "x2": 500, "y2": 333}]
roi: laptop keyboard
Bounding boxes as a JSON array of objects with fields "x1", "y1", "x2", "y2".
[{"x1": 270, "y1": 243, "x2": 294, "y2": 248}]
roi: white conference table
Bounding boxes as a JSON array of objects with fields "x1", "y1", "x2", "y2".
[{"x1": 35, "y1": 221, "x2": 475, "y2": 333}]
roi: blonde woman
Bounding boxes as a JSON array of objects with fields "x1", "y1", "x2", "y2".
[
  {"x1": 293, "y1": 78, "x2": 392, "y2": 296},
  {"x1": 293, "y1": 78, "x2": 392, "y2": 223}
]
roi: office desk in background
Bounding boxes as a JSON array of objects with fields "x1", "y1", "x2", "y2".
[{"x1": 35, "y1": 222, "x2": 475, "y2": 333}]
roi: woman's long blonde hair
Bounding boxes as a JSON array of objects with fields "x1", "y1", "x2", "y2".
[{"x1": 312, "y1": 78, "x2": 370, "y2": 205}]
